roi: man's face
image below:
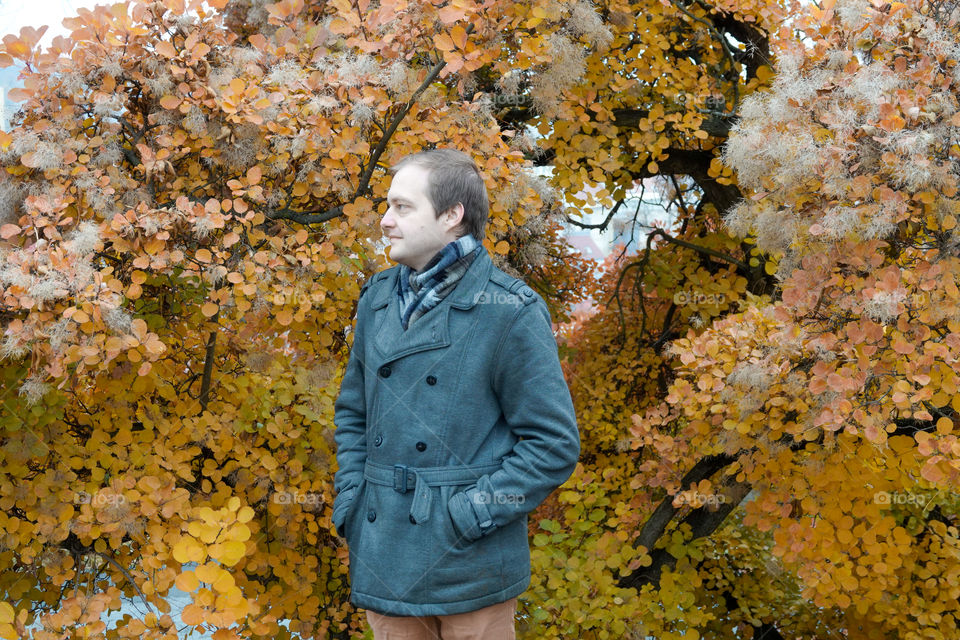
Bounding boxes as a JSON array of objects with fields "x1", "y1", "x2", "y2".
[{"x1": 382, "y1": 164, "x2": 462, "y2": 271}]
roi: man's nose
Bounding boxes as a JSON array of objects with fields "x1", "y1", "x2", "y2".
[{"x1": 381, "y1": 209, "x2": 395, "y2": 232}]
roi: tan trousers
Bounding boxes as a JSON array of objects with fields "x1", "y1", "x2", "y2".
[{"x1": 364, "y1": 596, "x2": 517, "y2": 640}]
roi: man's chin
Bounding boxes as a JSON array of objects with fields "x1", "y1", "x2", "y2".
[{"x1": 385, "y1": 247, "x2": 407, "y2": 265}]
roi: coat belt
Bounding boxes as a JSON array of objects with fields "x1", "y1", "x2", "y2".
[{"x1": 363, "y1": 460, "x2": 502, "y2": 525}]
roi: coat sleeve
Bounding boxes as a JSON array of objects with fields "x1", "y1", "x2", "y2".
[
  {"x1": 331, "y1": 280, "x2": 372, "y2": 538},
  {"x1": 447, "y1": 293, "x2": 581, "y2": 542}
]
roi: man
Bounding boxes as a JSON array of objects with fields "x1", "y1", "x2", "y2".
[{"x1": 331, "y1": 148, "x2": 580, "y2": 639}]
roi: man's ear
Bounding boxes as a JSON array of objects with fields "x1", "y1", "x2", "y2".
[{"x1": 443, "y1": 202, "x2": 465, "y2": 232}]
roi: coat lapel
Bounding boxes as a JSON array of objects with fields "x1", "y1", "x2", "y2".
[{"x1": 369, "y1": 246, "x2": 494, "y2": 361}]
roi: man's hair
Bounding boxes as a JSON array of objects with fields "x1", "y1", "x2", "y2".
[{"x1": 388, "y1": 148, "x2": 489, "y2": 241}]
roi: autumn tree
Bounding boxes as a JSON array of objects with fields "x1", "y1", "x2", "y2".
[
  {"x1": 0, "y1": 0, "x2": 592, "y2": 638},
  {"x1": 8, "y1": 0, "x2": 960, "y2": 638},
  {"x1": 551, "y1": 0, "x2": 960, "y2": 638}
]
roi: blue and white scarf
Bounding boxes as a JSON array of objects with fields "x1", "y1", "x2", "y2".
[{"x1": 398, "y1": 233, "x2": 482, "y2": 330}]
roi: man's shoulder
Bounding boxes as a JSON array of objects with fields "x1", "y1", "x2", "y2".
[
  {"x1": 358, "y1": 266, "x2": 400, "y2": 301},
  {"x1": 485, "y1": 267, "x2": 541, "y2": 309}
]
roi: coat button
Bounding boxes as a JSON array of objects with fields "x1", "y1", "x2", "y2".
[
  {"x1": 367, "y1": 510, "x2": 376, "y2": 522},
  {"x1": 426, "y1": 375, "x2": 437, "y2": 385},
  {"x1": 378, "y1": 365, "x2": 391, "y2": 378},
  {"x1": 416, "y1": 441, "x2": 427, "y2": 451},
  {"x1": 374, "y1": 435, "x2": 383, "y2": 446}
]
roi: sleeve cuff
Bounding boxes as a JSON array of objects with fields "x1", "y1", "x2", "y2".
[
  {"x1": 332, "y1": 485, "x2": 357, "y2": 537},
  {"x1": 448, "y1": 484, "x2": 497, "y2": 542}
]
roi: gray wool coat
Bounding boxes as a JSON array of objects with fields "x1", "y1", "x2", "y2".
[{"x1": 331, "y1": 245, "x2": 581, "y2": 616}]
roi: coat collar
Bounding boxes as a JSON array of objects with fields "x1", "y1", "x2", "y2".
[{"x1": 368, "y1": 246, "x2": 493, "y2": 361}]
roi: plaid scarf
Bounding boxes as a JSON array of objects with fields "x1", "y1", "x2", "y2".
[{"x1": 397, "y1": 234, "x2": 482, "y2": 330}]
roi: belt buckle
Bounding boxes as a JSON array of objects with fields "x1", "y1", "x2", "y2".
[{"x1": 393, "y1": 464, "x2": 409, "y2": 493}]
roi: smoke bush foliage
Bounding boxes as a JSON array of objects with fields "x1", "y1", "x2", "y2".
[{"x1": 722, "y1": 0, "x2": 960, "y2": 259}]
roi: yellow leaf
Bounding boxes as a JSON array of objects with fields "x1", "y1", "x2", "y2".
[
  {"x1": 195, "y1": 563, "x2": 220, "y2": 584},
  {"x1": 276, "y1": 310, "x2": 293, "y2": 326},
  {"x1": 172, "y1": 538, "x2": 205, "y2": 564},
  {"x1": 189, "y1": 520, "x2": 221, "y2": 544},
  {"x1": 211, "y1": 570, "x2": 235, "y2": 593},
  {"x1": 236, "y1": 506, "x2": 254, "y2": 524},
  {"x1": 0, "y1": 603, "x2": 13, "y2": 625},
  {"x1": 937, "y1": 417, "x2": 954, "y2": 435},
  {"x1": 216, "y1": 540, "x2": 247, "y2": 566},
  {"x1": 226, "y1": 523, "x2": 251, "y2": 542}
]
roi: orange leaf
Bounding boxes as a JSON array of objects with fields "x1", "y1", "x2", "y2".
[
  {"x1": 202, "y1": 302, "x2": 219, "y2": 317},
  {"x1": 328, "y1": 17, "x2": 352, "y2": 34},
  {"x1": 451, "y1": 25, "x2": 468, "y2": 50},
  {"x1": 921, "y1": 457, "x2": 946, "y2": 483},
  {"x1": 892, "y1": 339, "x2": 915, "y2": 355},
  {"x1": 181, "y1": 604, "x2": 204, "y2": 626},
  {"x1": 159, "y1": 95, "x2": 181, "y2": 110},
  {"x1": 0, "y1": 224, "x2": 20, "y2": 239},
  {"x1": 155, "y1": 40, "x2": 177, "y2": 58},
  {"x1": 276, "y1": 310, "x2": 293, "y2": 326},
  {"x1": 438, "y1": 5, "x2": 463, "y2": 24},
  {"x1": 435, "y1": 33, "x2": 455, "y2": 52}
]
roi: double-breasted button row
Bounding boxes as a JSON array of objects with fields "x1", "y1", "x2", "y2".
[
  {"x1": 371, "y1": 434, "x2": 426, "y2": 451},
  {"x1": 378, "y1": 365, "x2": 437, "y2": 385}
]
